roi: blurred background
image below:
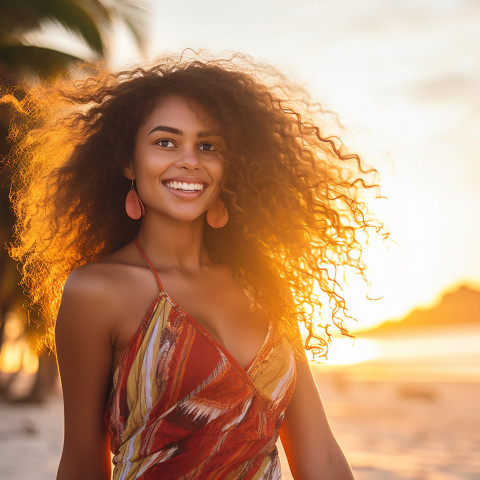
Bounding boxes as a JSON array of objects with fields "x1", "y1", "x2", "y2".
[{"x1": 0, "y1": 1, "x2": 479, "y2": 479}]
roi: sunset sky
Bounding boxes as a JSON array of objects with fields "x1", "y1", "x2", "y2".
[{"x1": 31, "y1": 0, "x2": 480, "y2": 330}]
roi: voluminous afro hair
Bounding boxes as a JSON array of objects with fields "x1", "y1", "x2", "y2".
[{"x1": 4, "y1": 51, "x2": 387, "y2": 357}]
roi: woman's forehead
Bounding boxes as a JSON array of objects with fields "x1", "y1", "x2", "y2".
[{"x1": 140, "y1": 95, "x2": 216, "y2": 133}]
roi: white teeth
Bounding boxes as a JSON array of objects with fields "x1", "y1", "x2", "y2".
[{"x1": 165, "y1": 181, "x2": 204, "y2": 191}]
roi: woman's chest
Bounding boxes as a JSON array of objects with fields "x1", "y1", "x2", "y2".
[
  {"x1": 167, "y1": 280, "x2": 269, "y2": 369},
  {"x1": 111, "y1": 268, "x2": 269, "y2": 375}
]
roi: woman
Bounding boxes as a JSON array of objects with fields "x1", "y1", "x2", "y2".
[{"x1": 7, "y1": 52, "x2": 381, "y2": 479}]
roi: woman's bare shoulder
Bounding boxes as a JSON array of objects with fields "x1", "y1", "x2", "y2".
[
  {"x1": 58, "y1": 243, "x2": 140, "y2": 329},
  {"x1": 64, "y1": 242, "x2": 139, "y2": 295},
  {"x1": 62, "y1": 264, "x2": 119, "y2": 314}
]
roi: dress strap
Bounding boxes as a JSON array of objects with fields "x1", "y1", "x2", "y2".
[{"x1": 133, "y1": 236, "x2": 164, "y2": 292}]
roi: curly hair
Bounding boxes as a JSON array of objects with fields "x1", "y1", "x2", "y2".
[{"x1": 4, "y1": 51, "x2": 386, "y2": 357}]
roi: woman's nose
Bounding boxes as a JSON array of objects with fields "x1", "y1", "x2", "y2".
[{"x1": 177, "y1": 146, "x2": 200, "y2": 170}]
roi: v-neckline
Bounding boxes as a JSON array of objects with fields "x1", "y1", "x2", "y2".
[
  {"x1": 163, "y1": 290, "x2": 272, "y2": 375},
  {"x1": 133, "y1": 237, "x2": 273, "y2": 379}
]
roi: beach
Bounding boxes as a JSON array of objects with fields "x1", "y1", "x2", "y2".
[
  {"x1": 305, "y1": 371, "x2": 480, "y2": 480},
  {"x1": 1, "y1": 367, "x2": 479, "y2": 480}
]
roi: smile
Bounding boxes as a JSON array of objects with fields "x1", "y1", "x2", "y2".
[{"x1": 164, "y1": 180, "x2": 205, "y2": 192}]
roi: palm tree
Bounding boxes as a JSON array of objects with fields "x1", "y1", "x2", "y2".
[
  {"x1": 0, "y1": 0, "x2": 147, "y2": 80},
  {"x1": 0, "y1": 0, "x2": 149, "y2": 402}
]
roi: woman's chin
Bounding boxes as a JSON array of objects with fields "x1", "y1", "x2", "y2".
[{"x1": 144, "y1": 209, "x2": 206, "y2": 224}]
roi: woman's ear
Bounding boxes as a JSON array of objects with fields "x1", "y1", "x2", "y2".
[{"x1": 124, "y1": 164, "x2": 135, "y2": 180}]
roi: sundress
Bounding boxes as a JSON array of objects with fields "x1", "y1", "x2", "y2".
[{"x1": 104, "y1": 237, "x2": 297, "y2": 479}]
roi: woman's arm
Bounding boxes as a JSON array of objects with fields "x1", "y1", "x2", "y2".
[
  {"x1": 55, "y1": 268, "x2": 115, "y2": 480},
  {"x1": 280, "y1": 357, "x2": 355, "y2": 480}
]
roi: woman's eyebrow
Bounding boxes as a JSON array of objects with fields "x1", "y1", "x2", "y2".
[
  {"x1": 148, "y1": 126, "x2": 219, "y2": 138},
  {"x1": 148, "y1": 125, "x2": 181, "y2": 135}
]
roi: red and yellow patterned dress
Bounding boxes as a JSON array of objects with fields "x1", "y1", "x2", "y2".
[{"x1": 104, "y1": 238, "x2": 297, "y2": 479}]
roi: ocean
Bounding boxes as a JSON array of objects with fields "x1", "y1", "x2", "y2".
[{"x1": 320, "y1": 325, "x2": 480, "y2": 382}]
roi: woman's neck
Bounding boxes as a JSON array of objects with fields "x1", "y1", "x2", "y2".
[{"x1": 135, "y1": 212, "x2": 210, "y2": 273}]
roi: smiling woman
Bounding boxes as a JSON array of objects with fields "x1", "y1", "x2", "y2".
[
  {"x1": 127, "y1": 96, "x2": 224, "y2": 224},
  {"x1": 4, "y1": 51, "x2": 384, "y2": 479}
]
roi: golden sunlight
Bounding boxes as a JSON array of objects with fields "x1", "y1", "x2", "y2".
[
  {"x1": 0, "y1": 313, "x2": 39, "y2": 374},
  {"x1": 323, "y1": 337, "x2": 380, "y2": 366},
  {"x1": 0, "y1": 342, "x2": 23, "y2": 372}
]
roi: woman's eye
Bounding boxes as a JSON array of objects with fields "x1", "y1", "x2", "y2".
[
  {"x1": 156, "y1": 139, "x2": 175, "y2": 148},
  {"x1": 198, "y1": 143, "x2": 216, "y2": 152}
]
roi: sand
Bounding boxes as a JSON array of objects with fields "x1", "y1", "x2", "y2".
[{"x1": 1, "y1": 370, "x2": 479, "y2": 480}]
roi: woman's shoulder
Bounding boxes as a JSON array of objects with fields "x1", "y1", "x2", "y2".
[
  {"x1": 64, "y1": 261, "x2": 124, "y2": 303},
  {"x1": 55, "y1": 241, "x2": 160, "y2": 355},
  {"x1": 60, "y1": 242, "x2": 142, "y2": 322},
  {"x1": 65, "y1": 241, "x2": 140, "y2": 290}
]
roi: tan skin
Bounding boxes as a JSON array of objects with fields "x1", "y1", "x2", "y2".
[{"x1": 55, "y1": 96, "x2": 354, "y2": 479}]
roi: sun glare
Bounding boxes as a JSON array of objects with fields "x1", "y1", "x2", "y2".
[
  {"x1": 299, "y1": 312, "x2": 380, "y2": 365},
  {"x1": 323, "y1": 337, "x2": 380, "y2": 365},
  {"x1": 0, "y1": 313, "x2": 39, "y2": 375}
]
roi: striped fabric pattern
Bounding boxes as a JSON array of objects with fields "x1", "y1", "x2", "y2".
[{"x1": 104, "y1": 241, "x2": 297, "y2": 479}]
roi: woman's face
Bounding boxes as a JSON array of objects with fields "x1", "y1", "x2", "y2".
[{"x1": 127, "y1": 95, "x2": 224, "y2": 223}]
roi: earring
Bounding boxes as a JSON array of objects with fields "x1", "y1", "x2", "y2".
[
  {"x1": 206, "y1": 198, "x2": 229, "y2": 228},
  {"x1": 125, "y1": 180, "x2": 145, "y2": 220}
]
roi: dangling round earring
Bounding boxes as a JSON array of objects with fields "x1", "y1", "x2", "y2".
[
  {"x1": 206, "y1": 198, "x2": 229, "y2": 228},
  {"x1": 125, "y1": 179, "x2": 145, "y2": 220}
]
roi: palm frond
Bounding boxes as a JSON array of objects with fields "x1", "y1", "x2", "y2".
[
  {"x1": 0, "y1": 44, "x2": 83, "y2": 78},
  {"x1": 0, "y1": 0, "x2": 106, "y2": 54},
  {"x1": 86, "y1": 0, "x2": 150, "y2": 51}
]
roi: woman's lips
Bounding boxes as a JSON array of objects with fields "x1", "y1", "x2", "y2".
[
  {"x1": 161, "y1": 178, "x2": 209, "y2": 198},
  {"x1": 163, "y1": 180, "x2": 205, "y2": 192}
]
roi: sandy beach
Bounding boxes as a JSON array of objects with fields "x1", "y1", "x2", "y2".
[{"x1": 1, "y1": 368, "x2": 479, "y2": 480}]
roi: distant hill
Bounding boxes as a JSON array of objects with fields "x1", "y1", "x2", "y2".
[{"x1": 362, "y1": 285, "x2": 480, "y2": 335}]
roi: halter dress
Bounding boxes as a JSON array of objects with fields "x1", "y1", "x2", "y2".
[{"x1": 104, "y1": 238, "x2": 297, "y2": 480}]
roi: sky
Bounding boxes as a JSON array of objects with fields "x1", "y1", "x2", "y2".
[{"x1": 32, "y1": 0, "x2": 480, "y2": 330}]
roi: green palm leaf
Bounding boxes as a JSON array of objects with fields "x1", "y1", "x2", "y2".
[
  {"x1": 0, "y1": 44, "x2": 84, "y2": 78},
  {"x1": 0, "y1": 0, "x2": 105, "y2": 54}
]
